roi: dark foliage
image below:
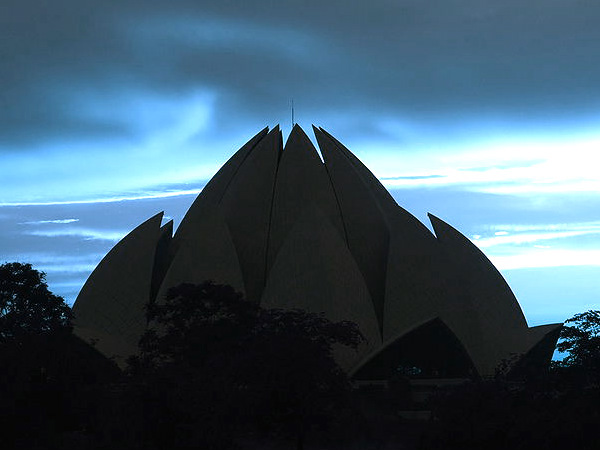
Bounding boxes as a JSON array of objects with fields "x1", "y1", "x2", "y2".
[
  {"x1": 420, "y1": 310, "x2": 600, "y2": 450},
  {"x1": 0, "y1": 262, "x2": 122, "y2": 449},
  {"x1": 0, "y1": 331, "x2": 122, "y2": 449},
  {"x1": 0, "y1": 262, "x2": 72, "y2": 343},
  {"x1": 554, "y1": 310, "x2": 600, "y2": 383},
  {"x1": 128, "y1": 281, "x2": 365, "y2": 449},
  {"x1": 421, "y1": 379, "x2": 600, "y2": 450},
  {"x1": 7, "y1": 273, "x2": 599, "y2": 450}
]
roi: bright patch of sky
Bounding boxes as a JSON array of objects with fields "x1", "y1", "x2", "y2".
[
  {"x1": 21, "y1": 218, "x2": 80, "y2": 224},
  {"x1": 371, "y1": 127, "x2": 600, "y2": 195},
  {"x1": 24, "y1": 227, "x2": 126, "y2": 242},
  {"x1": 459, "y1": 220, "x2": 600, "y2": 272},
  {"x1": 1, "y1": 189, "x2": 203, "y2": 207},
  {"x1": 0, "y1": 89, "x2": 223, "y2": 204},
  {"x1": 474, "y1": 221, "x2": 600, "y2": 249}
]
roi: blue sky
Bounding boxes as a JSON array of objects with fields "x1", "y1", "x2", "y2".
[{"x1": 1, "y1": 0, "x2": 599, "y2": 328}]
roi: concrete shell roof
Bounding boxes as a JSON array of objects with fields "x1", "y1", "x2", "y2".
[
  {"x1": 72, "y1": 212, "x2": 164, "y2": 366},
  {"x1": 72, "y1": 125, "x2": 562, "y2": 376}
]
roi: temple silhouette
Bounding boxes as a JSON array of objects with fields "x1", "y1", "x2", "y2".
[{"x1": 72, "y1": 125, "x2": 561, "y2": 379}]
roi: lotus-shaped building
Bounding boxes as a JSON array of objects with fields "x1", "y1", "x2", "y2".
[{"x1": 73, "y1": 125, "x2": 561, "y2": 378}]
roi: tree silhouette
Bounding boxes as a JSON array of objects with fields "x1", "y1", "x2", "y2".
[
  {"x1": 0, "y1": 263, "x2": 123, "y2": 448},
  {"x1": 0, "y1": 262, "x2": 72, "y2": 343},
  {"x1": 129, "y1": 281, "x2": 365, "y2": 449},
  {"x1": 555, "y1": 310, "x2": 600, "y2": 383}
]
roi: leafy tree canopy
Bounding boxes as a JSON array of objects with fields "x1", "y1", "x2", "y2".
[
  {"x1": 138, "y1": 282, "x2": 364, "y2": 368},
  {"x1": 130, "y1": 281, "x2": 365, "y2": 448},
  {"x1": 556, "y1": 310, "x2": 600, "y2": 375},
  {"x1": 0, "y1": 262, "x2": 72, "y2": 343}
]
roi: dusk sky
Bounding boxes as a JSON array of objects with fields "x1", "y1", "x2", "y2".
[{"x1": 2, "y1": 0, "x2": 599, "y2": 328}]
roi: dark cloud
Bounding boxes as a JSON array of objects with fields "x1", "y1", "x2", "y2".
[{"x1": 2, "y1": 0, "x2": 600, "y2": 148}]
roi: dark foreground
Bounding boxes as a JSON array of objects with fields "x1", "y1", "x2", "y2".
[{"x1": 2, "y1": 342, "x2": 599, "y2": 450}]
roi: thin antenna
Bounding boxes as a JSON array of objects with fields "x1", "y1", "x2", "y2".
[{"x1": 291, "y1": 99, "x2": 295, "y2": 128}]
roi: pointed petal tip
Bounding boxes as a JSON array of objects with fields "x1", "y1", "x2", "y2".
[
  {"x1": 287, "y1": 124, "x2": 313, "y2": 146},
  {"x1": 289, "y1": 123, "x2": 310, "y2": 139},
  {"x1": 266, "y1": 125, "x2": 283, "y2": 143},
  {"x1": 160, "y1": 219, "x2": 174, "y2": 237},
  {"x1": 151, "y1": 211, "x2": 165, "y2": 222},
  {"x1": 311, "y1": 125, "x2": 321, "y2": 140},
  {"x1": 427, "y1": 213, "x2": 442, "y2": 224},
  {"x1": 317, "y1": 126, "x2": 334, "y2": 139},
  {"x1": 427, "y1": 214, "x2": 451, "y2": 239},
  {"x1": 530, "y1": 322, "x2": 564, "y2": 331}
]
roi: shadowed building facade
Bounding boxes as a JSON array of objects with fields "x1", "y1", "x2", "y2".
[{"x1": 72, "y1": 125, "x2": 561, "y2": 378}]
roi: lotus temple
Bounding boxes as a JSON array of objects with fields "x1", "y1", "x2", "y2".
[{"x1": 72, "y1": 125, "x2": 561, "y2": 379}]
